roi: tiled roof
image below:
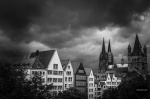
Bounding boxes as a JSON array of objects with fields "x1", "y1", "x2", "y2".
[
  {"x1": 60, "y1": 60, "x2": 69, "y2": 70},
  {"x1": 29, "y1": 50, "x2": 55, "y2": 68},
  {"x1": 84, "y1": 68, "x2": 91, "y2": 76},
  {"x1": 112, "y1": 67, "x2": 128, "y2": 73},
  {"x1": 13, "y1": 57, "x2": 45, "y2": 69},
  {"x1": 71, "y1": 61, "x2": 81, "y2": 73}
]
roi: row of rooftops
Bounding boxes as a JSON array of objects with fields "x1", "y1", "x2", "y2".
[{"x1": 13, "y1": 50, "x2": 93, "y2": 76}]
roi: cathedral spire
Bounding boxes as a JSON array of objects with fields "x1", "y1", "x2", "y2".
[
  {"x1": 108, "y1": 39, "x2": 111, "y2": 52},
  {"x1": 133, "y1": 34, "x2": 141, "y2": 52},
  {"x1": 102, "y1": 38, "x2": 106, "y2": 53}
]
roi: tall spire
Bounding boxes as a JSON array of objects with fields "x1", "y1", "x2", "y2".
[
  {"x1": 108, "y1": 39, "x2": 111, "y2": 52},
  {"x1": 133, "y1": 34, "x2": 141, "y2": 52},
  {"x1": 102, "y1": 38, "x2": 106, "y2": 53}
]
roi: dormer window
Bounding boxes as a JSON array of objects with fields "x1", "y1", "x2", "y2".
[
  {"x1": 68, "y1": 66, "x2": 70, "y2": 69},
  {"x1": 53, "y1": 64, "x2": 58, "y2": 69}
]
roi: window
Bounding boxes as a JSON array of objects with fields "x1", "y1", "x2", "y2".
[
  {"x1": 43, "y1": 72, "x2": 45, "y2": 76},
  {"x1": 53, "y1": 78, "x2": 57, "y2": 82},
  {"x1": 68, "y1": 66, "x2": 70, "y2": 69},
  {"x1": 48, "y1": 70, "x2": 52, "y2": 75},
  {"x1": 89, "y1": 78, "x2": 93, "y2": 81},
  {"x1": 89, "y1": 89, "x2": 93, "y2": 92},
  {"x1": 53, "y1": 64, "x2": 58, "y2": 69},
  {"x1": 53, "y1": 86, "x2": 57, "y2": 90},
  {"x1": 47, "y1": 78, "x2": 52, "y2": 82},
  {"x1": 53, "y1": 71, "x2": 58, "y2": 75},
  {"x1": 76, "y1": 75, "x2": 86, "y2": 80},
  {"x1": 65, "y1": 77, "x2": 67, "y2": 82},
  {"x1": 89, "y1": 94, "x2": 93, "y2": 98},
  {"x1": 58, "y1": 78, "x2": 62, "y2": 82},
  {"x1": 58, "y1": 86, "x2": 62, "y2": 91},
  {"x1": 89, "y1": 83, "x2": 93, "y2": 87},
  {"x1": 68, "y1": 77, "x2": 72, "y2": 82},
  {"x1": 78, "y1": 70, "x2": 84, "y2": 73},
  {"x1": 66, "y1": 71, "x2": 71, "y2": 75},
  {"x1": 65, "y1": 84, "x2": 67, "y2": 88},
  {"x1": 59, "y1": 71, "x2": 63, "y2": 75},
  {"x1": 32, "y1": 71, "x2": 34, "y2": 74}
]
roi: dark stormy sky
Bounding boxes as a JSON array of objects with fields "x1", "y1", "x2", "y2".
[{"x1": 0, "y1": 0, "x2": 150, "y2": 72}]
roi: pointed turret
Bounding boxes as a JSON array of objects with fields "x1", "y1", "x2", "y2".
[
  {"x1": 133, "y1": 34, "x2": 142, "y2": 52},
  {"x1": 102, "y1": 38, "x2": 106, "y2": 53},
  {"x1": 128, "y1": 44, "x2": 131, "y2": 56},
  {"x1": 108, "y1": 39, "x2": 111, "y2": 52}
]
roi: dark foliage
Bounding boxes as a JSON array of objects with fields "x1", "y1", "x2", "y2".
[
  {"x1": 53, "y1": 87, "x2": 87, "y2": 99},
  {"x1": 0, "y1": 59, "x2": 52, "y2": 99},
  {"x1": 102, "y1": 74, "x2": 150, "y2": 99}
]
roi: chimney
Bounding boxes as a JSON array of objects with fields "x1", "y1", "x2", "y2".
[{"x1": 36, "y1": 50, "x2": 39, "y2": 56}]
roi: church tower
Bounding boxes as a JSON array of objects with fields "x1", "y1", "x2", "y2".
[
  {"x1": 99, "y1": 38, "x2": 108, "y2": 73},
  {"x1": 107, "y1": 39, "x2": 114, "y2": 65},
  {"x1": 128, "y1": 34, "x2": 147, "y2": 74}
]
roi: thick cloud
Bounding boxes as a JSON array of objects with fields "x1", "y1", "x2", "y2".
[{"x1": 0, "y1": 0, "x2": 150, "y2": 71}]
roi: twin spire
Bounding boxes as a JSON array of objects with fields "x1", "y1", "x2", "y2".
[{"x1": 102, "y1": 38, "x2": 111, "y2": 53}]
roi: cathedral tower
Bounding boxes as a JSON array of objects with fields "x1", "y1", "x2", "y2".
[
  {"x1": 107, "y1": 39, "x2": 114, "y2": 65},
  {"x1": 99, "y1": 38, "x2": 108, "y2": 72},
  {"x1": 128, "y1": 34, "x2": 147, "y2": 74}
]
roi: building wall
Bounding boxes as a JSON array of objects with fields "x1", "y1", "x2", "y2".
[
  {"x1": 63, "y1": 61, "x2": 74, "y2": 90},
  {"x1": 87, "y1": 70, "x2": 95, "y2": 99},
  {"x1": 47, "y1": 50, "x2": 64, "y2": 93},
  {"x1": 75, "y1": 63, "x2": 87, "y2": 93}
]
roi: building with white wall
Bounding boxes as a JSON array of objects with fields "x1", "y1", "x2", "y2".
[
  {"x1": 85, "y1": 68, "x2": 95, "y2": 99},
  {"x1": 61, "y1": 60, "x2": 74, "y2": 90}
]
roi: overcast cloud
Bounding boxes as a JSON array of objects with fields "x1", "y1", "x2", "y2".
[{"x1": 0, "y1": 0, "x2": 150, "y2": 71}]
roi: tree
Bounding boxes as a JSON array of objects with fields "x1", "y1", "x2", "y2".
[
  {"x1": 102, "y1": 88, "x2": 118, "y2": 99},
  {"x1": 102, "y1": 74, "x2": 150, "y2": 99},
  {"x1": 0, "y1": 59, "x2": 53, "y2": 99},
  {"x1": 53, "y1": 87, "x2": 87, "y2": 99}
]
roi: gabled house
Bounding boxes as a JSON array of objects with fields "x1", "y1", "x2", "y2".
[
  {"x1": 85, "y1": 68, "x2": 95, "y2": 99},
  {"x1": 13, "y1": 57, "x2": 47, "y2": 84},
  {"x1": 72, "y1": 62, "x2": 87, "y2": 93},
  {"x1": 61, "y1": 60, "x2": 74, "y2": 90},
  {"x1": 29, "y1": 50, "x2": 64, "y2": 94}
]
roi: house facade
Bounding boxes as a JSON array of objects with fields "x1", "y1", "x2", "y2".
[
  {"x1": 85, "y1": 68, "x2": 95, "y2": 99},
  {"x1": 61, "y1": 60, "x2": 74, "y2": 90},
  {"x1": 30, "y1": 50, "x2": 64, "y2": 94},
  {"x1": 72, "y1": 62, "x2": 87, "y2": 93}
]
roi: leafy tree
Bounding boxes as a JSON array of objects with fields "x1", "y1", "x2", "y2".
[
  {"x1": 0, "y1": 59, "x2": 53, "y2": 99},
  {"x1": 102, "y1": 88, "x2": 118, "y2": 99},
  {"x1": 53, "y1": 87, "x2": 87, "y2": 99},
  {"x1": 102, "y1": 74, "x2": 150, "y2": 99}
]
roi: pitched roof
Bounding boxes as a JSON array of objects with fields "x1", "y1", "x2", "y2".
[
  {"x1": 60, "y1": 60, "x2": 69, "y2": 70},
  {"x1": 84, "y1": 68, "x2": 92, "y2": 76},
  {"x1": 13, "y1": 57, "x2": 45, "y2": 69},
  {"x1": 112, "y1": 67, "x2": 128, "y2": 73},
  {"x1": 29, "y1": 50, "x2": 55, "y2": 68},
  {"x1": 71, "y1": 61, "x2": 81, "y2": 73}
]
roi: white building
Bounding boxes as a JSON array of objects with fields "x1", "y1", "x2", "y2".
[
  {"x1": 61, "y1": 60, "x2": 74, "y2": 90},
  {"x1": 30, "y1": 50, "x2": 64, "y2": 95},
  {"x1": 85, "y1": 68, "x2": 95, "y2": 99}
]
